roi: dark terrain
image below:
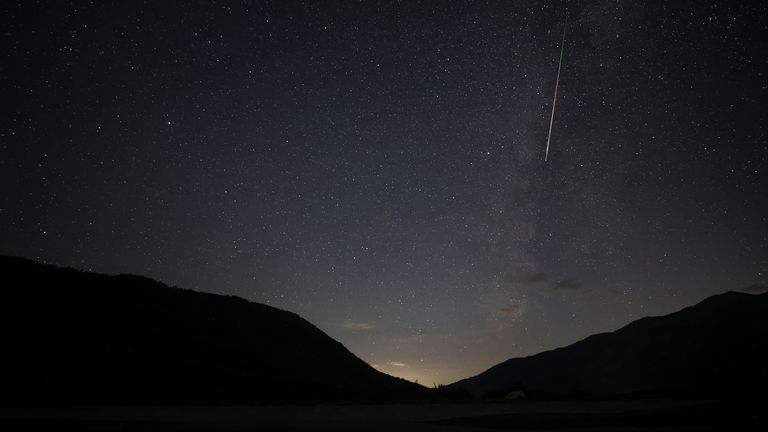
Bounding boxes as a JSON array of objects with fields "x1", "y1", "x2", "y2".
[
  {"x1": 1, "y1": 256, "x2": 766, "y2": 431},
  {"x1": 0, "y1": 256, "x2": 426, "y2": 404},
  {"x1": 450, "y1": 290, "x2": 768, "y2": 399},
  {"x1": 1, "y1": 399, "x2": 766, "y2": 431}
]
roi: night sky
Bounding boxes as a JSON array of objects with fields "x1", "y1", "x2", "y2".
[{"x1": 2, "y1": 1, "x2": 766, "y2": 385}]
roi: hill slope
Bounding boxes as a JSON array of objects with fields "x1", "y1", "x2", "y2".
[
  {"x1": 0, "y1": 256, "x2": 425, "y2": 404},
  {"x1": 450, "y1": 291, "x2": 768, "y2": 398}
]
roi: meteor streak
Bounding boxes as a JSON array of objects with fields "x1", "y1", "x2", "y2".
[{"x1": 545, "y1": 15, "x2": 567, "y2": 162}]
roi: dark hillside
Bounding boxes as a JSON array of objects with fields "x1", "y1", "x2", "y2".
[
  {"x1": 450, "y1": 291, "x2": 768, "y2": 399},
  {"x1": 0, "y1": 256, "x2": 426, "y2": 404}
]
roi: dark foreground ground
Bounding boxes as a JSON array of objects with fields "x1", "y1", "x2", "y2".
[{"x1": 1, "y1": 399, "x2": 765, "y2": 431}]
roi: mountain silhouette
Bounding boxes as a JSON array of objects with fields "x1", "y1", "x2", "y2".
[
  {"x1": 0, "y1": 256, "x2": 426, "y2": 404},
  {"x1": 450, "y1": 291, "x2": 768, "y2": 399}
]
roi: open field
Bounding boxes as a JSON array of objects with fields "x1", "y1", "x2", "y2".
[{"x1": 2, "y1": 399, "x2": 765, "y2": 431}]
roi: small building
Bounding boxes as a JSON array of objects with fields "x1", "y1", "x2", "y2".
[{"x1": 505, "y1": 390, "x2": 526, "y2": 400}]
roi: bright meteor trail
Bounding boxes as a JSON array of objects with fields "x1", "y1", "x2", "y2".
[{"x1": 545, "y1": 15, "x2": 567, "y2": 162}]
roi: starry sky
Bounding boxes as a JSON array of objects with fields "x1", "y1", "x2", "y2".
[{"x1": 2, "y1": 1, "x2": 767, "y2": 385}]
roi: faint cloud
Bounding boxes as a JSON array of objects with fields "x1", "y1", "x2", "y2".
[
  {"x1": 553, "y1": 278, "x2": 585, "y2": 291},
  {"x1": 499, "y1": 303, "x2": 522, "y2": 314},
  {"x1": 513, "y1": 272, "x2": 587, "y2": 294},
  {"x1": 341, "y1": 321, "x2": 374, "y2": 330},
  {"x1": 389, "y1": 361, "x2": 406, "y2": 367},
  {"x1": 370, "y1": 363, "x2": 381, "y2": 369},
  {"x1": 499, "y1": 298, "x2": 527, "y2": 320},
  {"x1": 524, "y1": 272, "x2": 548, "y2": 284},
  {"x1": 391, "y1": 335, "x2": 421, "y2": 344},
  {"x1": 508, "y1": 272, "x2": 548, "y2": 286},
  {"x1": 745, "y1": 283, "x2": 768, "y2": 293}
]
